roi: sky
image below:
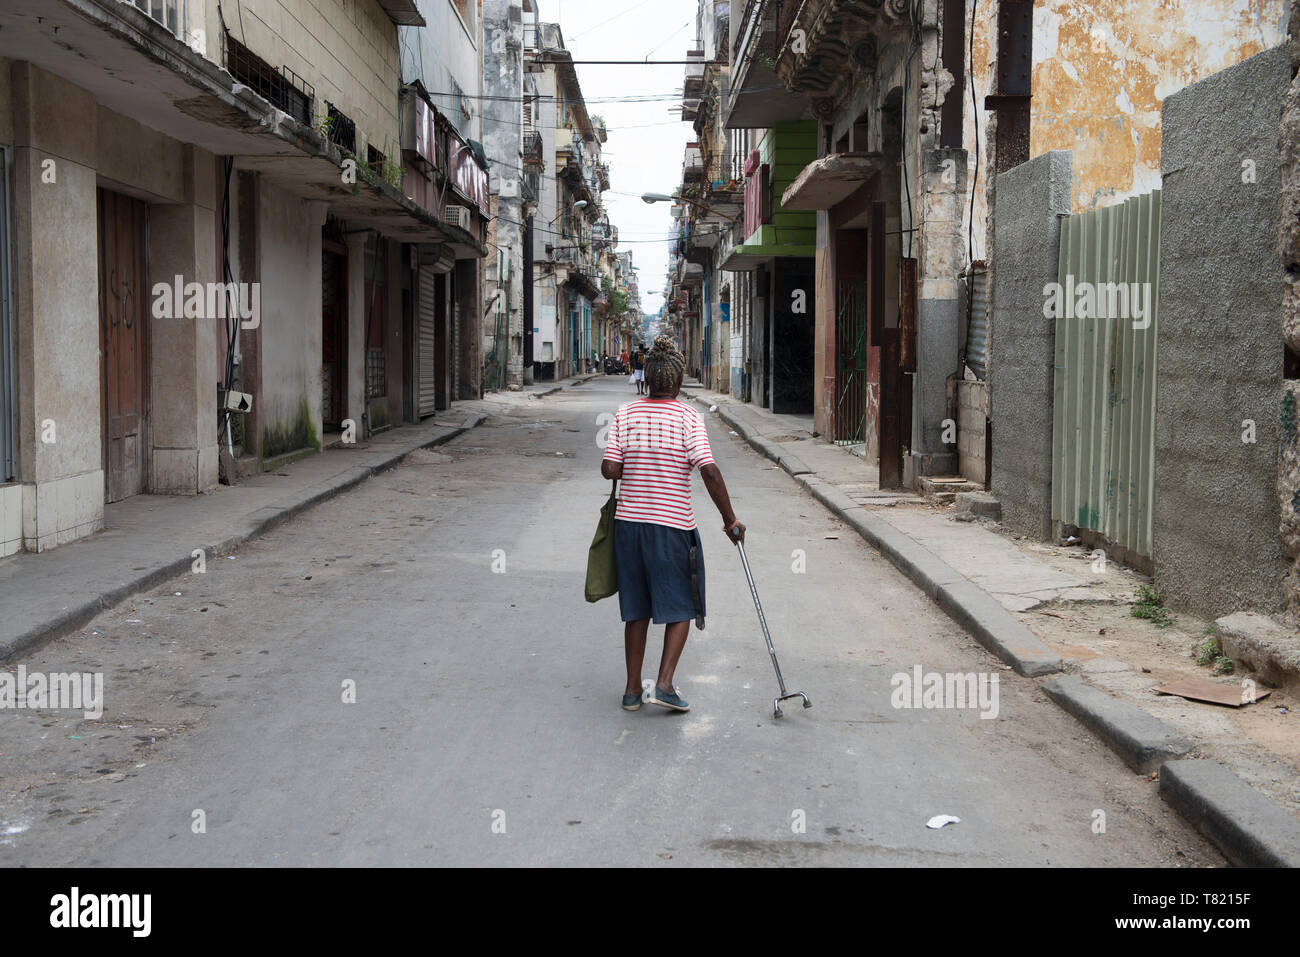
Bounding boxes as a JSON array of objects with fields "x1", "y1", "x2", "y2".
[{"x1": 538, "y1": 0, "x2": 700, "y2": 314}]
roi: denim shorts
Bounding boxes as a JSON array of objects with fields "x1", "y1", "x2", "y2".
[{"x1": 614, "y1": 520, "x2": 705, "y2": 625}]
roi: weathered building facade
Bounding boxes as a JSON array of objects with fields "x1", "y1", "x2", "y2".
[
  {"x1": 526, "y1": 22, "x2": 606, "y2": 381},
  {"x1": 0, "y1": 0, "x2": 486, "y2": 556}
]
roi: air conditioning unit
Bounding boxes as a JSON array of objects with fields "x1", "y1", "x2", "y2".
[{"x1": 444, "y1": 205, "x2": 471, "y2": 230}]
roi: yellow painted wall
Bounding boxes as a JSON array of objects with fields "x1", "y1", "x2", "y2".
[
  {"x1": 1030, "y1": 0, "x2": 1286, "y2": 211},
  {"x1": 962, "y1": 0, "x2": 1284, "y2": 258}
]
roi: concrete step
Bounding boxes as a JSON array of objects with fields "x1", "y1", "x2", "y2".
[
  {"x1": 919, "y1": 475, "x2": 982, "y2": 504},
  {"x1": 1214, "y1": 612, "x2": 1300, "y2": 696}
]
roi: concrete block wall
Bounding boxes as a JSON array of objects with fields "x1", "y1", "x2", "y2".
[
  {"x1": 1281, "y1": 10, "x2": 1300, "y2": 619},
  {"x1": 988, "y1": 150, "x2": 1072, "y2": 539},
  {"x1": 957, "y1": 378, "x2": 988, "y2": 486},
  {"x1": 1156, "y1": 46, "x2": 1291, "y2": 618}
]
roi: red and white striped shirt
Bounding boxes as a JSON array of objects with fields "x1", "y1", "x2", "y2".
[{"x1": 603, "y1": 398, "x2": 715, "y2": 530}]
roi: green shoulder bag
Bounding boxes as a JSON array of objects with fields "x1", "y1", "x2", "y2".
[{"x1": 584, "y1": 480, "x2": 619, "y2": 603}]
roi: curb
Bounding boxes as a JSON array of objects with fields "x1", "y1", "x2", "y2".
[
  {"x1": 0, "y1": 414, "x2": 485, "y2": 665},
  {"x1": 692, "y1": 386, "x2": 1300, "y2": 864},
  {"x1": 529, "y1": 373, "x2": 599, "y2": 398},
  {"x1": 690, "y1": 392, "x2": 1061, "y2": 677},
  {"x1": 1042, "y1": 676, "x2": 1194, "y2": 773},
  {"x1": 1158, "y1": 759, "x2": 1300, "y2": 867}
]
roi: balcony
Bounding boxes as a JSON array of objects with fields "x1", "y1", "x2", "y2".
[
  {"x1": 521, "y1": 129, "x2": 543, "y2": 205},
  {"x1": 557, "y1": 129, "x2": 595, "y2": 203},
  {"x1": 775, "y1": 0, "x2": 911, "y2": 107},
  {"x1": 726, "y1": 0, "x2": 811, "y2": 129},
  {"x1": 699, "y1": 148, "x2": 745, "y2": 222},
  {"x1": 682, "y1": 143, "x2": 704, "y2": 182},
  {"x1": 523, "y1": 130, "x2": 545, "y2": 170},
  {"x1": 682, "y1": 49, "x2": 705, "y2": 121},
  {"x1": 677, "y1": 258, "x2": 704, "y2": 287}
]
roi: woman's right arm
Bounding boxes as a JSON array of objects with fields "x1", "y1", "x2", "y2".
[{"x1": 602, "y1": 409, "x2": 623, "y2": 479}]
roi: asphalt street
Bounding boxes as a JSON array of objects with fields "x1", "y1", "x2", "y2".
[{"x1": 0, "y1": 376, "x2": 1221, "y2": 866}]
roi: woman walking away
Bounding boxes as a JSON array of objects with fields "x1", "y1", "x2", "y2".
[{"x1": 600, "y1": 336, "x2": 746, "y2": 713}]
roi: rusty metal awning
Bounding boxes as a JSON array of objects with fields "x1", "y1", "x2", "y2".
[{"x1": 781, "y1": 152, "x2": 888, "y2": 211}]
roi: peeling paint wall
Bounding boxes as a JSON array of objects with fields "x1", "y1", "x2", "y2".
[
  {"x1": 962, "y1": 0, "x2": 994, "y2": 263},
  {"x1": 965, "y1": 0, "x2": 1285, "y2": 263},
  {"x1": 1029, "y1": 0, "x2": 1286, "y2": 212}
]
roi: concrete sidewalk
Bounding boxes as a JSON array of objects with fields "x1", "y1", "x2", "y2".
[
  {"x1": 684, "y1": 382, "x2": 1300, "y2": 866},
  {"x1": 0, "y1": 372, "x2": 606, "y2": 664},
  {"x1": 525, "y1": 370, "x2": 601, "y2": 397},
  {"x1": 0, "y1": 401, "x2": 503, "y2": 664}
]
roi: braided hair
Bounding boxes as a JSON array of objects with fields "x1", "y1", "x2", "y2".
[{"x1": 644, "y1": 335, "x2": 686, "y2": 396}]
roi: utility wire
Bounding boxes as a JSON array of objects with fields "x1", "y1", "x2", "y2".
[{"x1": 569, "y1": 0, "x2": 659, "y2": 40}]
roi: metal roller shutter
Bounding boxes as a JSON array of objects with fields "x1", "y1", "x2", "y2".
[{"x1": 418, "y1": 266, "x2": 438, "y2": 417}]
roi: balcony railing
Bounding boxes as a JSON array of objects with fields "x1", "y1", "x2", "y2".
[
  {"x1": 523, "y1": 130, "x2": 544, "y2": 169},
  {"x1": 732, "y1": 0, "x2": 800, "y2": 70},
  {"x1": 222, "y1": 27, "x2": 314, "y2": 127},
  {"x1": 683, "y1": 143, "x2": 704, "y2": 180}
]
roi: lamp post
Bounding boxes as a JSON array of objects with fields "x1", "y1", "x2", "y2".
[
  {"x1": 547, "y1": 198, "x2": 588, "y2": 229},
  {"x1": 641, "y1": 192, "x2": 741, "y2": 225}
]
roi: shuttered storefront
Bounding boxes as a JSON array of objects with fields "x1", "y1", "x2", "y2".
[{"x1": 417, "y1": 266, "x2": 439, "y2": 417}]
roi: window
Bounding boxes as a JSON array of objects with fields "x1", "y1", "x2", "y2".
[
  {"x1": 325, "y1": 102, "x2": 356, "y2": 155},
  {"x1": 126, "y1": 0, "x2": 181, "y2": 37},
  {"x1": 223, "y1": 30, "x2": 314, "y2": 126},
  {"x1": 448, "y1": 78, "x2": 471, "y2": 125}
]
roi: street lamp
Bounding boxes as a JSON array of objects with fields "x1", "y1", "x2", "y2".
[
  {"x1": 641, "y1": 191, "x2": 741, "y2": 224},
  {"x1": 547, "y1": 199, "x2": 588, "y2": 227}
]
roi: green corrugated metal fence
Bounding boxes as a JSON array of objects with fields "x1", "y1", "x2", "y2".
[{"x1": 1051, "y1": 190, "x2": 1160, "y2": 560}]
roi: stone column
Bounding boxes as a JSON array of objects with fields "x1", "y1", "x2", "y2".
[
  {"x1": 345, "y1": 230, "x2": 368, "y2": 434},
  {"x1": 149, "y1": 145, "x2": 219, "y2": 493},
  {"x1": 11, "y1": 63, "x2": 103, "y2": 549}
]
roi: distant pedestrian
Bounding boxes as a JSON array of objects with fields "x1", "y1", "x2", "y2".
[
  {"x1": 600, "y1": 335, "x2": 745, "y2": 713},
  {"x1": 631, "y1": 345, "x2": 646, "y2": 394}
]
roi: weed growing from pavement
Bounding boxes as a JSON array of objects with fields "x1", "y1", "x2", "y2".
[
  {"x1": 1131, "y1": 584, "x2": 1175, "y2": 629},
  {"x1": 1195, "y1": 633, "x2": 1235, "y2": 675}
]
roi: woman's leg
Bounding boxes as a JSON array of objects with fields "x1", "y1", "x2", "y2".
[
  {"x1": 624, "y1": 619, "x2": 649, "y2": 695},
  {"x1": 656, "y1": 621, "x2": 690, "y2": 693}
]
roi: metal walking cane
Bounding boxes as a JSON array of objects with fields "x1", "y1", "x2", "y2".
[{"x1": 730, "y1": 529, "x2": 812, "y2": 718}]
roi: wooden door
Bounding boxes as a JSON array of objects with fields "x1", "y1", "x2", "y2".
[{"x1": 98, "y1": 189, "x2": 149, "y2": 503}]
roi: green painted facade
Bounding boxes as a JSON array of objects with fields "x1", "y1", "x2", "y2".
[{"x1": 732, "y1": 121, "x2": 818, "y2": 260}]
